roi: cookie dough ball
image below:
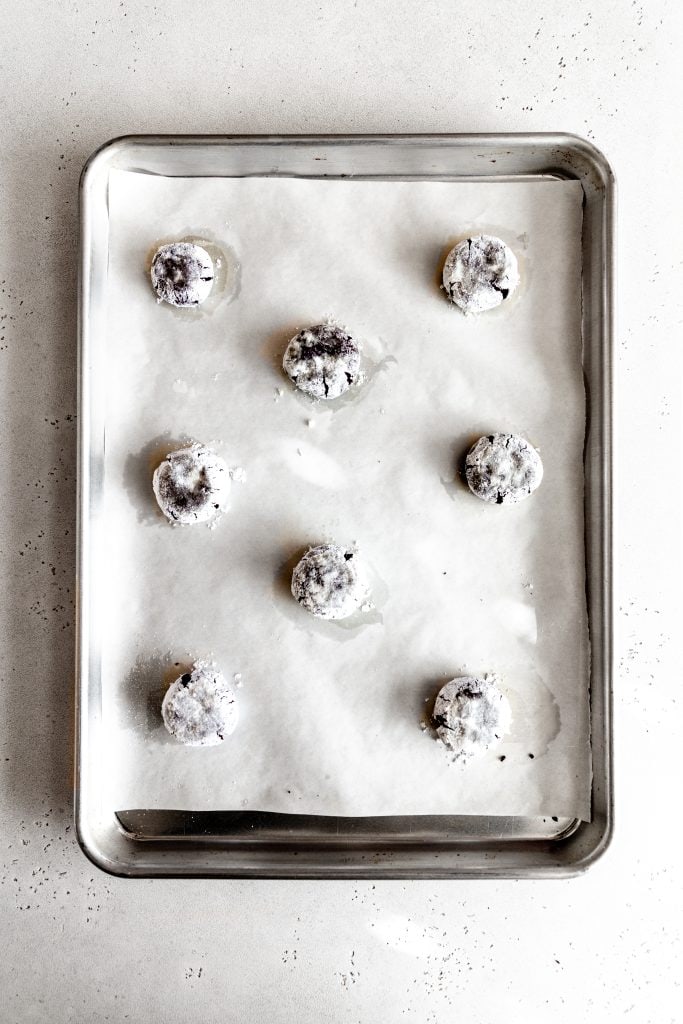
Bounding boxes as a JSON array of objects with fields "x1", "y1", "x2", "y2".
[
  {"x1": 432, "y1": 675, "x2": 511, "y2": 762},
  {"x1": 283, "y1": 324, "x2": 362, "y2": 400},
  {"x1": 151, "y1": 242, "x2": 214, "y2": 307},
  {"x1": 291, "y1": 543, "x2": 369, "y2": 620},
  {"x1": 442, "y1": 235, "x2": 519, "y2": 314},
  {"x1": 465, "y1": 433, "x2": 543, "y2": 505},
  {"x1": 161, "y1": 662, "x2": 238, "y2": 747},
  {"x1": 153, "y1": 444, "x2": 230, "y2": 525}
]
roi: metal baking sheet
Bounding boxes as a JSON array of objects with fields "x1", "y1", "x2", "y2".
[{"x1": 76, "y1": 134, "x2": 614, "y2": 878}]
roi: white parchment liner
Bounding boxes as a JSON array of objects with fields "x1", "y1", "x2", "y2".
[{"x1": 100, "y1": 172, "x2": 590, "y2": 819}]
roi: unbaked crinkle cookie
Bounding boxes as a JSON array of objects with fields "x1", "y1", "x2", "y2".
[
  {"x1": 283, "y1": 324, "x2": 362, "y2": 400},
  {"x1": 442, "y1": 235, "x2": 519, "y2": 314},
  {"x1": 151, "y1": 241, "x2": 214, "y2": 307},
  {"x1": 432, "y1": 675, "x2": 512, "y2": 762},
  {"x1": 161, "y1": 661, "x2": 238, "y2": 747},
  {"x1": 291, "y1": 543, "x2": 369, "y2": 620},
  {"x1": 465, "y1": 433, "x2": 543, "y2": 505},
  {"x1": 153, "y1": 443, "x2": 230, "y2": 525}
]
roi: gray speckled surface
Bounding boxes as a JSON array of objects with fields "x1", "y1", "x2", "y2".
[{"x1": 0, "y1": 1, "x2": 680, "y2": 1020}]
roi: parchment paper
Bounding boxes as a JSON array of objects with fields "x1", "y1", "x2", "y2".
[{"x1": 100, "y1": 171, "x2": 590, "y2": 819}]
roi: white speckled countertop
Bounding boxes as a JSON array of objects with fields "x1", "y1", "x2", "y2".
[{"x1": 0, "y1": 1, "x2": 680, "y2": 1020}]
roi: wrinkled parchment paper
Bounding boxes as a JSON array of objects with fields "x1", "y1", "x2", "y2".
[{"x1": 100, "y1": 172, "x2": 590, "y2": 819}]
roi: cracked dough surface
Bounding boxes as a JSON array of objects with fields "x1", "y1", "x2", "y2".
[
  {"x1": 282, "y1": 324, "x2": 361, "y2": 400},
  {"x1": 161, "y1": 662, "x2": 238, "y2": 747},
  {"x1": 442, "y1": 235, "x2": 519, "y2": 314},
  {"x1": 291, "y1": 543, "x2": 369, "y2": 619},
  {"x1": 152, "y1": 444, "x2": 230, "y2": 525},
  {"x1": 151, "y1": 241, "x2": 214, "y2": 307},
  {"x1": 465, "y1": 433, "x2": 543, "y2": 505},
  {"x1": 432, "y1": 675, "x2": 512, "y2": 762}
]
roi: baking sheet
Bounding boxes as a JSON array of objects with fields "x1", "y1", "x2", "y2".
[{"x1": 100, "y1": 171, "x2": 590, "y2": 820}]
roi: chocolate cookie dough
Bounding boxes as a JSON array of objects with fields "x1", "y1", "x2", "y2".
[
  {"x1": 161, "y1": 662, "x2": 238, "y2": 747},
  {"x1": 442, "y1": 235, "x2": 519, "y2": 314},
  {"x1": 432, "y1": 675, "x2": 512, "y2": 762},
  {"x1": 283, "y1": 324, "x2": 362, "y2": 400},
  {"x1": 153, "y1": 444, "x2": 230, "y2": 525},
  {"x1": 465, "y1": 433, "x2": 543, "y2": 505},
  {"x1": 291, "y1": 543, "x2": 369, "y2": 620},
  {"x1": 151, "y1": 242, "x2": 214, "y2": 307}
]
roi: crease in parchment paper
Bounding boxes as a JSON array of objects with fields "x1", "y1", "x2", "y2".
[{"x1": 99, "y1": 173, "x2": 591, "y2": 820}]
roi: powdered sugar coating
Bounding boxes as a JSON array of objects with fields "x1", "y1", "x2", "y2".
[
  {"x1": 442, "y1": 235, "x2": 519, "y2": 314},
  {"x1": 465, "y1": 432, "x2": 543, "y2": 505},
  {"x1": 432, "y1": 675, "x2": 512, "y2": 762},
  {"x1": 283, "y1": 324, "x2": 362, "y2": 400},
  {"x1": 161, "y1": 662, "x2": 238, "y2": 747},
  {"x1": 153, "y1": 444, "x2": 230, "y2": 525},
  {"x1": 151, "y1": 242, "x2": 214, "y2": 307},
  {"x1": 291, "y1": 543, "x2": 369, "y2": 620}
]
